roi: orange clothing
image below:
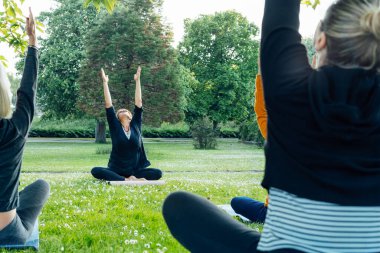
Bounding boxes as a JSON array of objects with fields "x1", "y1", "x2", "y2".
[
  {"x1": 254, "y1": 74, "x2": 267, "y2": 140},
  {"x1": 255, "y1": 74, "x2": 269, "y2": 207}
]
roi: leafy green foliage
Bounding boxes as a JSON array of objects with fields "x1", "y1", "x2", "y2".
[
  {"x1": 37, "y1": 0, "x2": 98, "y2": 118},
  {"x1": 302, "y1": 0, "x2": 321, "y2": 9},
  {"x1": 179, "y1": 11, "x2": 259, "y2": 128},
  {"x1": 0, "y1": 0, "x2": 44, "y2": 66},
  {"x1": 78, "y1": 0, "x2": 187, "y2": 126},
  {"x1": 84, "y1": 0, "x2": 117, "y2": 12},
  {"x1": 302, "y1": 37, "x2": 316, "y2": 64},
  {"x1": 239, "y1": 112, "x2": 264, "y2": 146},
  {"x1": 191, "y1": 117, "x2": 219, "y2": 149}
]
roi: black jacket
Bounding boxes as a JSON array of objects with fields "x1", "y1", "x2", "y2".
[
  {"x1": 0, "y1": 47, "x2": 38, "y2": 211},
  {"x1": 261, "y1": 0, "x2": 380, "y2": 206}
]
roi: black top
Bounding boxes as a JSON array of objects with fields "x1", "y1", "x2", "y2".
[
  {"x1": 106, "y1": 106, "x2": 150, "y2": 174},
  {"x1": 261, "y1": 0, "x2": 380, "y2": 206},
  {"x1": 0, "y1": 47, "x2": 38, "y2": 211}
]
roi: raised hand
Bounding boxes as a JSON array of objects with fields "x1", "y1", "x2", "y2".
[
  {"x1": 134, "y1": 66, "x2": 141, "y2": 82},
  {"x1": 100, "y1": 68, "x2": 109, "y2": 84},
  {"x1": 26, "y1": 7, "x2": 36, "y2": 46}
]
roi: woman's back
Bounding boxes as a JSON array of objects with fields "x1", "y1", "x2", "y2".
[{"x1": 260, "y1": 0, "x2": 380, "y2": 206}]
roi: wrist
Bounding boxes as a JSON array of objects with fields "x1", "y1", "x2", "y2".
[{"x1": 28, "y1": 38, "x2": 37, "y2": 47}]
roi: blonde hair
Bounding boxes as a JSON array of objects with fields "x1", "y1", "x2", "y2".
[
  {"x1": 116, "y1": 108, "x2": 132, "y2": 120},
  {"x1": 322, "y1": 0, "x2": 380, "y2": 72},
  {"x1": 0, "y1": 63, "x2": 12, "y2": 119}
]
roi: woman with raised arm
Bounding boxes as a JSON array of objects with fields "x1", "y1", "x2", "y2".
[
  {"x1": 163, "y1": 0, "x2": 380, "y2": 252},
  {"x1": 0, "y1": 8, "x2": 50, "y2": 245},
  {"x1": 91, "y1": 67, "x2": 162, "y2": 181}
]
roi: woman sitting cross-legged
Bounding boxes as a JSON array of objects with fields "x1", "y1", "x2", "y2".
[
  {"x1": 0, "y1": 8, "x2": 50, "y2": 245},
  {"x1": 91, "y1": 67, "x2": 162, "y2": 181}
]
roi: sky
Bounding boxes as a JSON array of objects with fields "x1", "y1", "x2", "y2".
[{"x1": 1, "y1": 0, "x2": 335, "y2": 73}]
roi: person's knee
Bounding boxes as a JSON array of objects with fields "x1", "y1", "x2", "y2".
[
  {"x1": 91, "y1": 167, "x2": 101, "y2": 177},
  {"x1": 155, "y1": 169, "x2": 162, "y2": 180},
  {"x1": 230, "y1": 197, "x2": 246, "y2": 212},
  {"x1": 34, "y1": 179, "x2": 50, "y2": 195},
  {"x1": 162, "y1": 191, "x2": 189, "y2": 220}
]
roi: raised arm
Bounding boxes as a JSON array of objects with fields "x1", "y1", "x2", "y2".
[
  {"x1": 134, "y1": 66, "x2": 142, "y2": 108},
  {"x1": 100, "y1": 68, "x2": 112, "y2": 108},
  {"x1": 261, "y1": 0, "x2": 312, "y2": 97},
  {"x1": 12, "y1": 7, "x2": 38, "y2": 136}
]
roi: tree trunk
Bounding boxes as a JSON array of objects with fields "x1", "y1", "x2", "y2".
[
  {"x1": 212, "y1": 120, "x2": 218, "y2": 131},
  {"x1": 95, "y1": 120, "x2": 106, "y2": 143}
]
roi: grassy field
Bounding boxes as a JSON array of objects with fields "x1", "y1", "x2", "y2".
[{"x1": 2, "y1": 138, "x2": 266, "y2": 253}]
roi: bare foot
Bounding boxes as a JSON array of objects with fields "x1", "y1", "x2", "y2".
[{"x1": 125, "y1": 176, "x2": 137, "y2": 181}]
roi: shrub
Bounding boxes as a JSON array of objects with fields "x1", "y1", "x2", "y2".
[
  {"x1": 239, "y1": 115, "x2": 264, "y2": 146},
  {"x1": 191, "y1": 117, "x2": 219, "y2": 149}
]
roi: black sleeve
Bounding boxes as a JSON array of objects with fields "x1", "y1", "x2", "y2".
[
  {"x1": 12, "y1": 47, "x2": 38, "y2": 137},
  {"x1": 131, "y1": 106, "x2": 143, "y2": 132},
  {"x1": 106, "y1": 106, "x2": 119, "y2": 135},
  {"x1": 261, "y1": 0, "x2": 312, "y2": 102}
]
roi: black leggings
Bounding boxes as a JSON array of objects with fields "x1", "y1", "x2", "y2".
[
  {"x1": 91, "y1": 167, "x2": 162, "y2": 181},
  {"x1": 162, "y1": 191, "x2": 303, "y2": 253},
  {"x1": 0, "y1": 179, "x2": 50, "y2": 244}
]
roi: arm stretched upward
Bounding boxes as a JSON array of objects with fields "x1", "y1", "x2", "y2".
[
  {"x1": 100, "y1": 68, "x2": 112, "y2": 108},
  {"x1": 134, "y1": 66, "x2": 142, "y2": 108}
]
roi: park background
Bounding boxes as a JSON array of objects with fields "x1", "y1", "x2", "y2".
[{"x1": 1, "y1": 0, "x2": 332, "y2": 252}]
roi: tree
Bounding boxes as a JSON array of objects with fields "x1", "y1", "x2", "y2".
[
  {"x1": 78, "y1": 0, "x2": 187, "y2": 142},
  {"x1": 302, "y1": 37, "x2": 316, "y2": 63},
  {"x1": 179, "y1": 11, "x2": 259, "y2": 129},
  {"x1": 0, "y1": 0, "x2": 44, "y2": 66},
  {"x1": 1, "y1": 0, "x2": 321, "y2": 66},
  {"x1": 37, "y1": 0, "x2": 98, "y2": 118}
]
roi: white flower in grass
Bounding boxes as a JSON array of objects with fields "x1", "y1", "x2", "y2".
[
  {"x1": 134, "y1": 230, "x2": 139, "y2": 236},
  {"x1": 60, "y1": 246, "x2": 64, "y2": 251},
  {"x1": 144, "y1": 243, "x2": 150, "y2": 248},
  {"x1": 120, "y1": 232, "x2": 124, "y2": 236},
  {"x1": 156, "y1": 243, "x2": 161, "y2": 247}
]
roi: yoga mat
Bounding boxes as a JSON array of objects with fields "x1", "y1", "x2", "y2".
[
  {"x1": 108, "y1": 180, "x2": 166, "y2": 186},
  {"x1": 217, "y1": 204, "x2": 250, "y2": 222},
  {"x1": 0, "y1": 219, "x2": 39, "y2": 251}
]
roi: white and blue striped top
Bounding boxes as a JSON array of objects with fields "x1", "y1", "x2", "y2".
[{"x1": 257, "y1": 188, "x2": 380, "y2": 253}]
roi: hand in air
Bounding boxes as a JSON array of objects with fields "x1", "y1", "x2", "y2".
[
  {"x1": 100, "y1": 68, "x2": 109, "y2": 84},
  {"x1": 134, "y1": 66, "x2": 141, "y2": 82}
]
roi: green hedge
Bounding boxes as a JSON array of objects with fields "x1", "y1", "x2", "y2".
[
  {"x1": 29, "y1": 119, "x2": 239, "y2": 138},
  {"x1": 29, "y1": 127, "x2": 238, "y2": 138},
  {"x1": 30, "y1": 119, "x2": 239, "y2": 138}
]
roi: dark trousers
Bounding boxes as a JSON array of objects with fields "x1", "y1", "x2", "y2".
[
  {"x1": 163, "y1": 191, "x2": 260, "y2": 253},
  {"x1": 0, "y1": 179, "x2": 50, "y2": 245},
  {"x1": 231, "y1": 197, "x2": 267, "y2": 223},
  {"x1": 163, "y1": 191, "x2": 303, "y2": 253},
  {"x1": 91, "y1": 167, "x2": 162, "y2": 181}
]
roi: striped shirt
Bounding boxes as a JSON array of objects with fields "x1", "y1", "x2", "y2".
[{"x1": 257, "y1": 188, "x2": 380, "y2": 253}]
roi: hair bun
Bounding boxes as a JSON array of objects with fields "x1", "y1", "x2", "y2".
[{"x1": 361, "y1": 10, "x2": 380, "y2": 40}]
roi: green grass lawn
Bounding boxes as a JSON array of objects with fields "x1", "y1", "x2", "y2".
[{"x1": 2, "y1": 138, "x2": 266, "y2": 253}]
